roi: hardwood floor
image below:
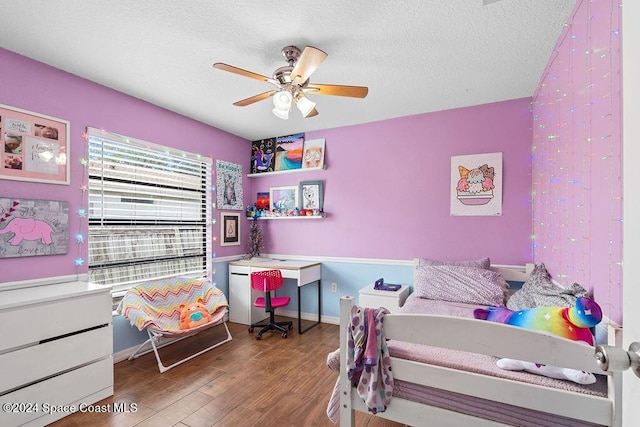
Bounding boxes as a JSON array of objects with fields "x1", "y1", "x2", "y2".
[{"x1": 51, "y1": 317, "x2": 404, "y2": 427}]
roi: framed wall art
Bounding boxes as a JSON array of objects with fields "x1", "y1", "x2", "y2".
[
  {"x1": 0, "y1": 197, "x2": 69, "y2": 258},
  {"x1": 450, "y1": 152, "x2": 503, "y2": 216},
  {"x1": 301, "y1": 138, "x2": 325, "y2": 169},
  {"x1": 0, "y1": 104, "x2": 70, "y2": 185},
  {"x1": 216, "y1": 159, "x2": 244, "y2": 210},
  {"x1": 220, "y1": 212, "x2": 241, "y2": 246},
  {"x1": 299, "y1": 180, "x2": 324, "y2": 211},
  {"x1": 269, "y1": 186, "x2": 298, "y2": 215}
]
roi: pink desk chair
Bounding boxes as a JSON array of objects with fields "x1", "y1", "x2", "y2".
[{"x1": 249, "y1": 270, "x2": 293, "y2": 339}]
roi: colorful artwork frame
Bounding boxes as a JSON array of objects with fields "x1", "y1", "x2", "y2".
[
  {"x1": 0, "y1": 197, "x2": 69, "y2": 258},
  {"x1": 1, "y1": 104, "x2": 70, "y2": 185},
  {"x1": 220, "y1": 212, "x2": 241, "y2": 246},
  {"x1": 216, "y1": 159, "x2": 244, "y2": 210},
  {"x1": 450, "y1": 152, "x2": 503, "y2": 216},
  {"x1": 269, "y1": 186, "x2": 299, "y2": 215}
]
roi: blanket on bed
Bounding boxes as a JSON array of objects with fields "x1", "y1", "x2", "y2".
[
  {"x1": 327, "y1": 306, "x2": 393, "y2": 423},
  {"x1": 117, "y1": 276, "x2": 228, "y2": 332}
]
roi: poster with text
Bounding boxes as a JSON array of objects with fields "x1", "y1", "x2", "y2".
[
  {"x1": 216, "y1": 160, "x2": 243, "y2": 210},
  {"x1": 0, "y1": 198, "x2": 69, "y2": 258}
]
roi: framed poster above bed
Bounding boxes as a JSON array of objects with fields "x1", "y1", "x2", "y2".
[{"x1": 450, "y1": 152, "x2": 502, "y2": 216}]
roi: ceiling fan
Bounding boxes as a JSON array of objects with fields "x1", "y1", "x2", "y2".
[{"x1": 213, "y1": 45, "x2": 368, "y2": 119}]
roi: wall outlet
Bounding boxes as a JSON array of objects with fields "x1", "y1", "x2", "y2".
[{"x1": 331, "y1": 282, "x2": 337, "y2": 292}]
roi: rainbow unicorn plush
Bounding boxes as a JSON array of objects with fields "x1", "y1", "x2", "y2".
[{"x1": 473, "y1": 297, "x2": 602, "y2": 345}]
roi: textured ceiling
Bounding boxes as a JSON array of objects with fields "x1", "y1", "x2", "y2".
[{"x1": 0, "y1": 0, "x2": 575, "y2": 141}]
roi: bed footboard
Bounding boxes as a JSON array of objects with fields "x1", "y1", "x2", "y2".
[{"x1": 338, "y1": 296, "x2": 617, "y2": 426}]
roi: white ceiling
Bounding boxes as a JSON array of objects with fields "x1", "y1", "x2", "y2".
[{"x1": 0, "y1": 0, "x2": 575, "y2": 141}]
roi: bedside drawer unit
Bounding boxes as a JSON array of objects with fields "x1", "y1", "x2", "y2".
[{"x1": 358, "y1": 284, "x2": 410, "y2": 313}]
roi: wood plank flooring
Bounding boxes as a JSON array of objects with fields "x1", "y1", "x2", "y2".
[{"x1": 50, "y1": 317, "x2": 404, "y2": 427}]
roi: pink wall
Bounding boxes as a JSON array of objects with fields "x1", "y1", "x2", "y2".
[
  {"x1": 0, "y1": 48, "x2": 250, "y2": 283},
  {"x1": 532, "y1": 0, "x2": 622, "y2": 323},
  {"x1": 253, "y1": 98, "x2": 534, "y2": 265}
]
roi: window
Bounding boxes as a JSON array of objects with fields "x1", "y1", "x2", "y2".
[{"x1": 87, "y1": 127, "x2": 212, "y2": 309}]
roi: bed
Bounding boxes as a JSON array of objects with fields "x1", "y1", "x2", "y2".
[{"x1": 327, "y1": 259, "x2": 621, "y2": 426}]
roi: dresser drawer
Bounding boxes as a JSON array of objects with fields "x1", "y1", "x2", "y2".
[
  {"x1": 0, "y1": 291, "x2": 112, "y2": 352},
  {"x1": 0, "y1": 325, "x2": 112, "y2": 393}
]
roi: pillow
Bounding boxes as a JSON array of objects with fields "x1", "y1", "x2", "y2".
[
  {"x1": 496, "y1": 358, "x2": 596, "y2": 385},
  {"x1": 414, "y1": 265, "x2": 506, "y2": 306},
  {"x1": 506, "y1": 263, "x2": 589, "y2": 311},
  {"x1": 417, "y1": 257, "x2": 491, "y2": 269}
]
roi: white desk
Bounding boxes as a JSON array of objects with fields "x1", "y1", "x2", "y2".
[{"x1": 228, "y1": 259, "x2": 321, "y2": 334}]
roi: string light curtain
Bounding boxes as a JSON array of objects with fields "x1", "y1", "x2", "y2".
[{"x1": 86, "y1": 127, "x2": 212, "y2": 301}]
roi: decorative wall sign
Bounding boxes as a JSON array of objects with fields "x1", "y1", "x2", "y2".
[
  {"x1": 216, "y1": 159, "x2": 243, "y2": 210},
  {"x1": 450, "y1": 152, "x2": 503, "y2": 216},
  {"x1": 0, "y1": 104, "x2": 70, "y2": 185},
  {"x1": 220, "y1": 212, "x2": 240, "y2": 246},
  {"x1": 0, "y1": 197, "x2": 69, "y2": 258}
]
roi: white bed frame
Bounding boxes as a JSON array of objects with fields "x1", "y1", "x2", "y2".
[{"x1": 338, "y1": 263, "x2": 621, "y2": 426}]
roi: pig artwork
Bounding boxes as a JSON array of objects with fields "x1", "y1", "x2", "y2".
[{"x1": 0, "y1": 217, "x2": 54, "y2": 245}]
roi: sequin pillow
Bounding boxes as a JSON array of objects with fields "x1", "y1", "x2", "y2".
[{"x1": 414, "y1": 265, "x2": 507, "y2": 306}]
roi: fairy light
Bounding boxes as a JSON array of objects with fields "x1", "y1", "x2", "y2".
[{"x1": 531, "y1": 0, "x2": 622, "y2": 322}]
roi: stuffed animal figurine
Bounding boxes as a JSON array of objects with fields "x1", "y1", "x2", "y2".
[
  {"x1": 179, "y1": 298, "x2": 212, "y2": 330},
  {"x1": 473, "y1": 296, "x2": 602, "y2": 345},
  {"x1": 473, "y1": 297, "x2": 602, "y2": 385}
]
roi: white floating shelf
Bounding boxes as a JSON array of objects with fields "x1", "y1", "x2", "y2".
[
  {"x1": 245, "y1": 215, "x2": 325, "y2": 220},
  {"x1": 247, "y1": 166, "x2": 324, "y2": 177}
]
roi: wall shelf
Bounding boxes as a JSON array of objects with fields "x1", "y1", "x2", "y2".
[
  {"x1": 247, "y1": 166, "x2": 324, "y2": 178},
  {"x1": 246, "y1": 215, "x2": 325, "y2": 220}
]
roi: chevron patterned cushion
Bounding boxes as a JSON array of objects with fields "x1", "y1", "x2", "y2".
[{"x1": 117, "y1": 277, "x2": 228, "y2": 332}]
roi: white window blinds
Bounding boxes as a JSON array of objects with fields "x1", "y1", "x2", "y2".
[{"x1": 86, "y1": 127, "x2": 212, "y2": 295}]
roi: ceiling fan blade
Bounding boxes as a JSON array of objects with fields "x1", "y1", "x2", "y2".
[
  {"x1": 232, "y1": 90, "x2": 277, "y2": 107},
  {"x1": 290, "y1": 46, "x2": 328, "y2": 84},
  {"x1": 305, "y1": 84, "x2": 368, "y2": 98},
  {"x1": 213, "y1": 63, "x2": 279, "y2": 85},
  {"x1": 306, "y1": 107, "x2": 319, "y2": 118}
]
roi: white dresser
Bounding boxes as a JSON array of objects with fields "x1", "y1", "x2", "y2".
[{"x1": 0, "y1": 280, "x2": 113, "y2": 427}]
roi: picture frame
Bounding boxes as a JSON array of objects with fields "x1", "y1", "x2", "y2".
[
  {"x1": 0, "y1": 103, "x2": 70, "y2": 185},
  {"x1": 299, "y1": 180, "x2": 324, "y2": 211},
  {"x1": 301, "y1": 138, "x2": 325, "y2": 169},
  {"x1": 216, "y1": 159, "x2": 244, "y2": 210},
  {"x1": 220, "y1": 212, "x2": 241, "y2": 246},
  {"x1": 269, "y1": 186, "x2": 299, "y2": 215}
]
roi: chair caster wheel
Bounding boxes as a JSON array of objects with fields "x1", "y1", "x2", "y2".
[
  {"x1": 281, "y1": 333, "x2": 288, "y2": 339},
  {"x1": 255, "y1": 335, "x2": 262, "y2": 340},
  {"x1": 248, "y1": 327, "x2": 254, "y2": 333}
]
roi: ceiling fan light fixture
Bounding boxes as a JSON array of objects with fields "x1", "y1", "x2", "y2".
[
  {"x1": 272, "y1": 106, "x2": 290, "y2": 120},
  {"x1": 273, "y1": 90, "x2": 293, "y2": 110},
  {"x1": 295, "y1": 94, "x2": 316, "y2": 117}
]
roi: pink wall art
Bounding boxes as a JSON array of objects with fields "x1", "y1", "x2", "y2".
[
  {"x1": 450, "y1": 152, "x2": 503, "y2": 216},
  {"x1": 0, "y1": 197, "x2": 69, "y2": 258}
]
